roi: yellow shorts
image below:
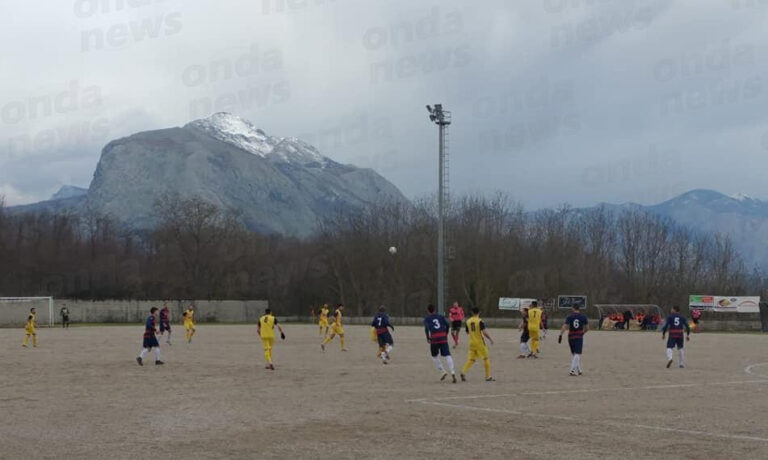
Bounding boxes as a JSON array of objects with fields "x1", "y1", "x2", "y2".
[
  {"x1": 468, "y1": 344, "x2": 489, "y2": 361},
  {"x1": 184, "y1": 321, "x2": 195, "y2": 330},
  {"x1": 25, "y1": 328, "x2": 36, "y2": 334},
  {"x1": 261, "y1": 337, "x2": 274, "y2": 350},
  {"x1": 331, "y1": 325, "x2": 344, "y2": 335},
  {"x1": 528, "y1": 328, "x2": 540, "y2": 340},
  {"x1": 319, "y1": 319, "x2": 329, "y2": 327}
]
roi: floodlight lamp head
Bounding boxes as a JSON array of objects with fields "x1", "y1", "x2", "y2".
[
  {"x1": 426, "y1": 105, "x2": 433, "y2": 113},
  {"x1": 429, "y1": 114, "x2": 436, "y2": 122}
]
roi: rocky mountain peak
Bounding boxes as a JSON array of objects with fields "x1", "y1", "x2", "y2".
[{"x1": 185, "y1": 113, "x2": 332, "y2": 168}]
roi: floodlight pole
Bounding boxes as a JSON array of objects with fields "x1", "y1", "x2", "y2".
[{"x1": 427, "y1": 104, "x2": 451, "y2": 315}]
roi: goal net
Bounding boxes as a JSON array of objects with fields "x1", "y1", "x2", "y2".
[
  {"x1": 0, "y1": 297, "x2": 54, "y2": 328},
  {"x1": 595, "y1": 304, "x2": 663, "y2": 331}
]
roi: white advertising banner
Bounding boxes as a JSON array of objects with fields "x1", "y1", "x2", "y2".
[
  {"x1": 498, "y1": 298, "x2": 536, "y2": 311},
  {"x1": 688, "y1": 295, "x2": 760, "y2": 313}
]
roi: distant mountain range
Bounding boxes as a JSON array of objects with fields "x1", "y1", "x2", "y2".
[
  {"x1": 9, "y1": 113, "x2": 407, "y2": 236},
  {"x1": 591, "y1": 189, "x2": 768, "y2": 271},
  {"x1": 7, "y1": 115, "x2": 768, "y2": 270}
]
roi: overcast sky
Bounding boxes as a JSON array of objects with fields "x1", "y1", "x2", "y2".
[{"x1": 1, "y1": 0, "x2": 767, "y2": 209}]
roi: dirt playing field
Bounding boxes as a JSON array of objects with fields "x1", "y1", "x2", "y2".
[{"x1": 1, "y1": 323, "x2": 767, "y2": 459}]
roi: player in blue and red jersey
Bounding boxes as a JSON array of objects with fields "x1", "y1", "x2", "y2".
[
  {"x1": 158, "y1": 302, "x2": 172, "y2": 345},
  {"x1": 423, "y1": 304, "x2": 457, "y2": 383},
  {"x1": 517, "y1": 307, "x2": 531, "y2": 358},
  {"x1": 559, "y1": 304, "x2": 588, "y2": 376},
  {"x1": 371, "y1": 306, "x2": 395, "y2": 364},
  {"x1": 136, "y1": 307, "x2": 164, "y2": 366},
  {"x1": 661, "y1": 305, "x2": 691, "y2": 368}
]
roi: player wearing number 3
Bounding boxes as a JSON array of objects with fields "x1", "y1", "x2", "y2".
[
  {"x1": 423, "y1": 304, "x2": 456, "y2": 383},
  {"x1": 661, "y1": 305, "x2": 690, "y2": 369},
  {"x1": 559, "y1": 304, "x2": 588, "y2": 376}
]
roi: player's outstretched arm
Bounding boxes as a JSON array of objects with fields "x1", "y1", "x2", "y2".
[
  {"x1": 482, "y1": 330, "x2": 494, "y2": 345},
  {"x1": 278, "y1": 325, "x2": 285, "y2": 340}
]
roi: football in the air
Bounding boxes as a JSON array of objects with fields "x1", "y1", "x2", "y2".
[{"x1": 388, "y1": 246, "x2": 397, "y2": 254}]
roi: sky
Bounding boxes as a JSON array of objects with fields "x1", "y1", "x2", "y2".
[{"x1": 1, "y1": 0, "x2": 767, "y2": 209}]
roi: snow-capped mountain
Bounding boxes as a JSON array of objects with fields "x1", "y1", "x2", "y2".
[
  {"x1": 10, "y1": 113, "x2": 407, "y2": 236},
  {"x1": 186, "y1": 113, "x2": 332, "y2": 167}
]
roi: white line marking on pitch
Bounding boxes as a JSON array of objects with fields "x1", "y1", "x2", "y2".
[
  {"x1": 405, "y1": 379, "x2": 768, "y2": 403},
  {"x1": 744, "y1": 363, "x2": 768, "y2": 378},
  {"x1": 415, "y1": 400, "x2": 768, "y2": 443}
]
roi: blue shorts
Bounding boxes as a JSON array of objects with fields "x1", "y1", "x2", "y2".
[
  {"x1": 159, "y1": 322, "x2": 171, "y2": 332},
  {"x1": 666, "y1": 337, "x2": 684, "y2": 349},
  {"x1": 521, "y1": 330, "x2": 530, "y2": 342},
  {"x1": 430, "y1": 343, "x2": 450, "y2": 357},
  {"x1": 568, "y1": 338, "x2": 583, "y2": 354},
  {"x1": 377, "y1": 332, "x2": 393, "y2": 347},
  {"x1": 143, "y1": 336, "x2": 159, "y2": 348}
]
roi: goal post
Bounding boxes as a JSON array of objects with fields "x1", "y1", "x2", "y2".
[
  {"x1": 594, "y1": 304, "x2": 663, "y2": 331},
  {"x1": 0, "y1": 297, "x2": 54, "y2": 327}
]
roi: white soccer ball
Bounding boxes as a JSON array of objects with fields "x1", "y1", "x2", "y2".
[{"x1": 388, "y1": 246, "x2": 397, "y2": 254}]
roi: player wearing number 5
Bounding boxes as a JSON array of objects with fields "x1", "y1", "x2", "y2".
[
  {"x1": 460, "y1": 307, "x2": 495, "y2": 382},
  {"x1": 371, "y1": 306, "x2": 395, "y2": 364},
  {"x1": 258, "y1": 309, "x2": 285, "y2": 370},
  {"x1": 661, "y1": 306, "x2": 690, "y2": 369},
  {"x1": 559, "y1": 304, "x2": 588, "y2": 376}
]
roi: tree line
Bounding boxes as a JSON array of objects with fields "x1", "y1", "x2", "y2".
[{"x1": 0, "y1": 194, "x2": 764, "y2": 317}]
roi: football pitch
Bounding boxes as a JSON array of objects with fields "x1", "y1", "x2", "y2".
[{"x1": 1, "y1": 324, "x2": 767, "y2": 459}]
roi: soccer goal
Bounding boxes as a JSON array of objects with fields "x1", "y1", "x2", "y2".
[
  {"x1": 594, "y1": 304, "x2": 663, "y2": 331},
  {"x1": 0, "y1": 297, "x2": 54, "y2": 327}
]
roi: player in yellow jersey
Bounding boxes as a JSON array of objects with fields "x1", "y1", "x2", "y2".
[
  {"x1": 527, "y1": 301, "x2": 543, "y2": 358},
  {"x1": 318, "y1": 304, "x2": 330, "y2": 336},
  {"x1": 460, "y1": 307, "x2": 495, "y2": 382},
  {"x1": 258, "y1": 308, "x2": 285, "y2": 370},
  {"x1": 182, "y1": 305, "x2": 196, "y2": 343},
  {"x1": 321, "y1": 304, "x2": 347, "y2": 351},
  {"x1": 22, "y1": 308, "x2": 37, "y2": 348}
]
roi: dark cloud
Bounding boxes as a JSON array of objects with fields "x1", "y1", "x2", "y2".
[{"x1": 1, "y1": 0, "x2": 767, "y2": 207}]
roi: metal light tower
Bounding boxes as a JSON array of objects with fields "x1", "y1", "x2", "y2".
[{"x1": 426, "y1": 104, "x2": 451, "y2": 315}]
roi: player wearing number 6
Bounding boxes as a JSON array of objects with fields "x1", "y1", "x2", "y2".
[
  {"x1": 460, "y1": 307, "x2": 495, "y2": 382},
  {"x1": 661, "y1": 306, "x2": 690, "y2": 369},
  {"x1": 258, "y1": 308, "x2": 285, "y2": 370},
  {"x1": 559, "y1": 304, "x2": 588, "y2": 376},
  {"x1": 371, "y1": 306, "x2": 395, "y2": 364}
]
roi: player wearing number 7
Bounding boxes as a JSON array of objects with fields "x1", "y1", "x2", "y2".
[
  {"x1": 559, "y1": 304, "x2": 588, "y2": 376},
  {"x1": 371, "y1": 306, "x2": 395, "y2": 364},
  {"x1": 258, "y1": 308, "x2": 285, "y2": 370},
  {"x1": 661, "y1": 306, "x2": 690, "y2": 369},
  {"x1": 460, "y1": 307, "x2": 495, "y2": 382}
]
